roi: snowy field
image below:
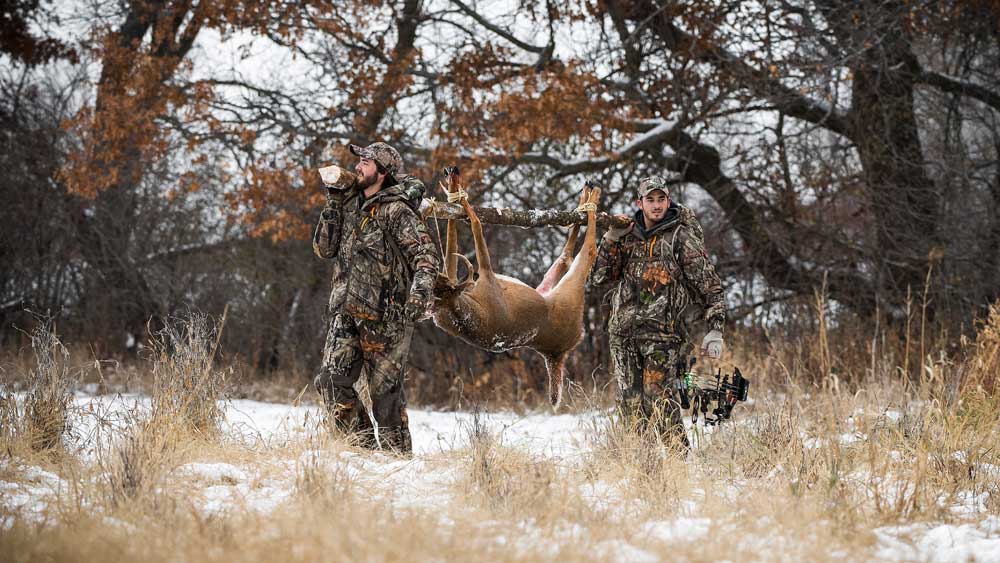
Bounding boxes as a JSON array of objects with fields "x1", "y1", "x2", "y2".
[{"x1": 2, "y1": 390, "x2": 999, "y2": 562}]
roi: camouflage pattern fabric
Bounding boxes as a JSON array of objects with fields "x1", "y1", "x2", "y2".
[
  {"x1": 313, "y1": 180, "x2": 438, "y2": 324},
  {"x1": 609, "y1": 334, "x2": 688, "y2": 448},
  {"x1": 589, "y1": 201, "x2": 726, "y2": 341},
  {"x1": 316, "y1": 312, "x2": 412, "y2": 452},
  {"x1": 312, "y1": 177, "x2": 439, "y2": 454},
  {"x1": 349, "y1": 142, "x2": 404, "y2": 180},
  {"x1": 589, "y1": 200, "x2": 725, "y2": 448},
  {"x1": 637, "y1": 174, "x2": 680, "y2": 199}
]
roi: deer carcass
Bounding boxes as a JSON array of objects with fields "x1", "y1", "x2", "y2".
[{"x1": 431, "y1": 169, "x2": 600, "y2": 408}]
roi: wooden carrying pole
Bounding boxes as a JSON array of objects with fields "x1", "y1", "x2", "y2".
[
  {"x1": 419, "y1": 199, "x2": 632, "y2": 229},
  {"x1": 318, "y1": 164, "x2": 630, "y2": 229}
]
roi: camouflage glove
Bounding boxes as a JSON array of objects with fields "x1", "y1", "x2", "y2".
[
  {"x1": 701, "y1": 330, "x2": 724, "y2": 359},
  {"x1": 326, "y1": 184, "x2": 352, "y2": 200},
  {"x1": 403, "y1": 296, "x2": 429, "y2": 324},
  {"x1": 320, "y1": 184, "x2": 354, "y2": 219},
  {"x1": 605, "y1": 215, "x2": 633, "y2": 242}
]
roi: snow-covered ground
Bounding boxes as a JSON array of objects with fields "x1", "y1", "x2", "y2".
[{"x1": 2, "y1": 393, "x2": 999, "y2": 562}]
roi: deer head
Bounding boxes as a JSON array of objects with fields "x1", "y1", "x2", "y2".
[{"x1": 433, "y1": 254, "x2": 475, "y2": 308}]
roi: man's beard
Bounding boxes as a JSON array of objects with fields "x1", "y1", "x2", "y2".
[
  {"x1": 356, "y1": 170, "x2": 378, "y2": 189},
  {"x1": 643, "y1": 209, "x2": 664, "y2": 224}
]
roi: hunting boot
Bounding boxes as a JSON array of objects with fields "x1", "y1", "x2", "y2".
[
  {"x1": 379, "y1": 405, "x2": 413, "y2": 456},
  {"x1": 352, "y1": 407, "x2": 378, "y2": 450},
  {"x1": 379, "y1": 425, "x2": 413, "y2": 457}
]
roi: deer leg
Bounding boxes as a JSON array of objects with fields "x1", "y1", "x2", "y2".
[
  {"x1": 543, "y1": 352, "x2": 567, "y2": 409},
  {"x1": 553, "y1": 187, "x2": 601, "y2": 293},
  {"x1": 460, "y1": 198, "x2": 494, "y2": 276},
  {"x1": 537, "y1": 188, "x2": 589, "y2": 295},
  {"x1": 442, "y1": 175, "x2": 463, "y2": 283},
  {"x1": 445, "y1": 219, "x2": 459, "y2": 283}
]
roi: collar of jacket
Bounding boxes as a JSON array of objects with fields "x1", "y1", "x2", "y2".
[
  {"x1": 357, "y1": 183, "x2": 409, "y2": 211},
  {"x1": 631, "y1": 201, "x2": 683, "y2": 240}
]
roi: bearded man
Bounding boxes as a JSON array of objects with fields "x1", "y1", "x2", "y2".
[{"x1": 313, "y1": 142, "x2": 440, "y2": 454}]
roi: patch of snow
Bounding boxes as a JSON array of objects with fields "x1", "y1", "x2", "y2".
[
  {"x1": 950, "y1": 491, "x2": 992, "y2": 516},
  {"x1": 176, "y1": 462, "x2": 248, "y2": 485},
  {"x1": 616, "y1": 120, "x2": 677, "y2": 156},
  {"x1": 839, "y1": 432, "x2": 866, "y2": 445},
  {"x1": 0, "y1": 465, "x2": 68, "y2": 525},
  {"x1": 595, "y1": 539, "x2": 659, "y2": 563},
  {"x1": 578, "y1": 480, "x2": 621, "y2": 513},
  {"x1": 642, "y1": 517, "x2": 712, "y2": 542},
  {"x1": 875, "y1": 517, "x2": 1000, "y2": 562}
]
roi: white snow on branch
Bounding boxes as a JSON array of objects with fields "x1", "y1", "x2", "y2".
[{"x1": 519, "y1": 119, "x2": 679, "y2": 170}]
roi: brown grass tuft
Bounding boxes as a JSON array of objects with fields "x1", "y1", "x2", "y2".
[
  {"x1": 463, "y1": 409, "x2": 563, "y2": 516},
  {"x1": 0, "y1": 320, "x2": 80, "y2": 455},
  {"x1": 147, "y1": 311, "x2": 230, "y2": 436},
  {"x1": 961, "y1": 301, "x2": 1000, "y2": 397}
]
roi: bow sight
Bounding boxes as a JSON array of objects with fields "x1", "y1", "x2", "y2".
[{"x1": 674, "y1": 357, "x2": 750, "y2": 426}]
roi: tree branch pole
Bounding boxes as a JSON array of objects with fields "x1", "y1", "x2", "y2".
[
  {"x1": 418, "y1": 199, "x2": 631, "y2": 229},
  {"x1": 316, "y1": 165, "x2": 631, "y2": 229}
]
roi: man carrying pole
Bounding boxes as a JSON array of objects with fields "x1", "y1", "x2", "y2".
[
  {"x1": 313, "y1": 142, "x2": 440, "y2": 454},
  {"x1": 589, "y1": 175, "x2": 727, "y2": 449}
]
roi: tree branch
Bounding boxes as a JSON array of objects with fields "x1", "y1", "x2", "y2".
[
  {"x1": 917, "y1": 70, "x2": 1000, "y2": 112},
  {"x1": 449, "y1": 0, "x2": 548, "y2": 54},
  {"x1": 420, "y1": 200, "x2": 631, "y2": 228},
  {"x1": 515, "y1": 119, "x2": 678, "y2": 176},
  {"x1": 661, "y1": 127, "x2": 876, "y2": 313},
  {"x1": 624, "y1": 0, "x2": 852, "y2": 138}
]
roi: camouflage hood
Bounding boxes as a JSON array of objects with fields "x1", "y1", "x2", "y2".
[
  {"x1": 631, "y1": 201, "x2": 696, "y2": 240},
  {"x1": 363, "y1": 175, "x2": 426, "y2": 211}
]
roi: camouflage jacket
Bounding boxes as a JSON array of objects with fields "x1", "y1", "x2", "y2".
[
  {"x1": 589, "y1": 202, "x2": 726, "y2": 342},
  {"x1": 313, "y1": 176, "x2": 440, "y2": 323}
]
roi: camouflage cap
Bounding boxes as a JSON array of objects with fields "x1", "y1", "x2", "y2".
[
  {"x1": 349, "y1": 142, "x2": 404, "y2": 180},
  {"x1": 637, "y1": 171, "x2": 684, "y2": 198}
]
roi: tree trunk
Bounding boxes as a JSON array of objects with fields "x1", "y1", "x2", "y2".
[
  {"x1": 74, "y1": 0, "x2": 205, "y2": 351},
  {"x1": 849, "y1": 45, "x2": 939, "y2": 302}
]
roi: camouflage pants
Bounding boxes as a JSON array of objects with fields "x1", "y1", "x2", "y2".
[
  {"x1": 314, "y1": 312, "x2": 413, "y2": 453},
  {"x1": 609, "y1": 335, "x2": 689, "y2": 449}
]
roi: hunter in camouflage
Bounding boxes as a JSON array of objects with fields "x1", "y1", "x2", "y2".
[
  {"x1": 589, "y1": 175, "x2": 726, "y2": 448},
  {"x1": 313, "y1": 142, "x2": 440, "y2": 454}
]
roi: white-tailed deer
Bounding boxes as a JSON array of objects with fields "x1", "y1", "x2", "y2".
[{"x1": 431, "y1": 168, "x2": 600, "y2": 408}]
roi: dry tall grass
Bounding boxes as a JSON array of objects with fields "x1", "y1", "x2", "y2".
[
  {"x1": 0, "y1": 321, "x2": 80, "y2": 456},
  {"x1": 2, "y1": 303, "x2": 999, "y2": 562},
  {"x1": 90, "y1": 312, "x2": 233, "y2": 509},
  {"x1": 148, "y1": 311, "x2": 230, "y2": 435}
]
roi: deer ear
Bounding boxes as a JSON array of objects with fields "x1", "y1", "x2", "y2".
[
  {"x1": 433, "y1": 273, "x2": 473, "y2": 298},
  {"x1": 433, "y1": 273, "x2": 454, "y2": 294}
]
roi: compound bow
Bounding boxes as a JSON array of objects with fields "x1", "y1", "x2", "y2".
[{"x1": 674, "y1": 357, "x2": 750, "y2": 425}]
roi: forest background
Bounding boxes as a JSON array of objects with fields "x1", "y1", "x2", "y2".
[{"x1": 3, "y1": 0, "x2": 999, "y2": 406}]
